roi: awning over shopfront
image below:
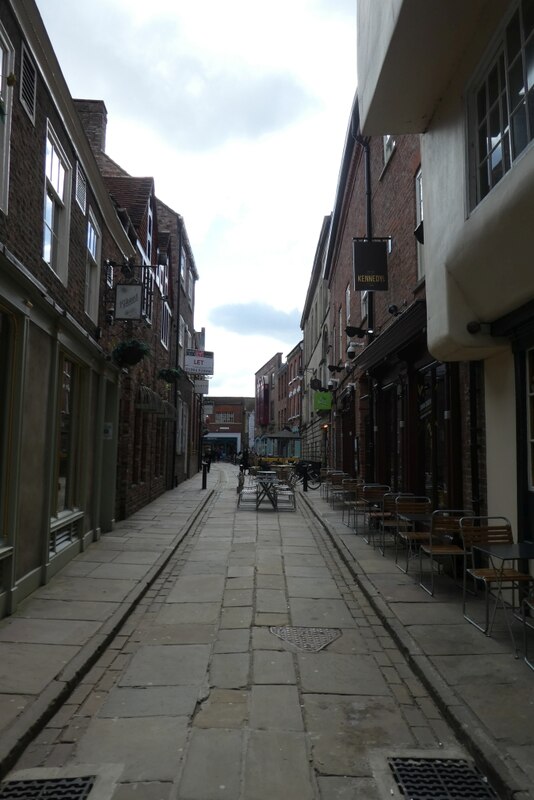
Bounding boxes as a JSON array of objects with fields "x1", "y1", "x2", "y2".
[{"x1": 354, "y1": 300, "x2": 426, "y2": 371}]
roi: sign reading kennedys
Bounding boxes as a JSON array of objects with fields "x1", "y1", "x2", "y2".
[
  {"x1": 353, "y1": 238, "x2": 388, "y2": 291},
  {"x1": 115, "y1": 283, "x2": 143, "y2": 320}
]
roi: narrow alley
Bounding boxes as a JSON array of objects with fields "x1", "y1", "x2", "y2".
[{"x1": 0, "y1": 464, "x2": 531, "y2": 799}]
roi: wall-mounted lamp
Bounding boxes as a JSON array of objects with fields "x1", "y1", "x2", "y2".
[
  {"x1": 346, "y1": 326, "x2": 374, "y2": 338},
  {"x1": 327, "y1": 364, "x2": 344, "y2": 373},
  {"x1": 466, "y1": 320, "x2": 491, "y2": 335}
]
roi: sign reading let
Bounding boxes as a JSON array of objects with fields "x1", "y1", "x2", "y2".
[
  {"x1": 353, "y1": 239, "x2": 388, "y2": 291},
  {"x1": 185, "y1": 349, "x2": 214, "y2": 375}
]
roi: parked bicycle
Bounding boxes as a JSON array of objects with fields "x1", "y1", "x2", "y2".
[{"x1": 288, "y1": 461, "x2": 322, "y2": 490}]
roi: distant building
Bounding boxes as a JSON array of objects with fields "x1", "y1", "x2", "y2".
[{"x1": 203, "y1": 397, "x2": 255, "y2": 461}]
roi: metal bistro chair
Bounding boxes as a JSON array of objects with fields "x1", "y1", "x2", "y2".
[
  {"x1": 376, "y1": 492, "x2": 414, "y2": 555},
  {"x1": 460, "y1": 516, "x2": 533, "y2": 638},
  {"x1": 394, "y1": 496, "x2": 432, "y2": 573},
  {"x1": 323, "y1": 472, "x2": 347, "y2": 504},
  {"x1": 361, "y1": 484, "x2": 391, "y2": 544},
  {"x1": 419, "y1": 509, "x2": 468, "y2": 596},
  {"x1": 331, "y1": 477, "x2": 360, "y2": 511},
  {"x1": 341, "y1": 479, "x2": 365, "y2": 527}
]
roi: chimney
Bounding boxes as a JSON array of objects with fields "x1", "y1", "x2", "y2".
[{"x1": 73, "y1": 99, "x2": 108, "y2": 155}]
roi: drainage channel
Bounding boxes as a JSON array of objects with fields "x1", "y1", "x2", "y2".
[{"x1": 0, "y1": 776, "x2": 95, "y2": 799}]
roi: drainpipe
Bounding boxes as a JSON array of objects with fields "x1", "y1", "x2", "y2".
[
  {"x1": 469, "y1": 362, "x2": 481, "y2": 515},
  {"x1": 355, "y1": 133, "x2": 375, "y2": 479},
  {"x1": 171, "y1": 216, "x2": 183, "y2": 487}
]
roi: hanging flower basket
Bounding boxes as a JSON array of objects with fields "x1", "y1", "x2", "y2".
[
  {"x1": 112, "y1": 339, "x2": 150, "y2": 368},
  {"x1": 158, "y1": 367, "x2": 185, "y2": 383}
]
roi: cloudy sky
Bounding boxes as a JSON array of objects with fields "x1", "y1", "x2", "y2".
[{"x1": 36, "y1": 0, "x2": 357, "y2": 396}]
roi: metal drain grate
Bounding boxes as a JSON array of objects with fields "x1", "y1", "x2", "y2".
[
  {"x1": 388, "y1": 757, "x2": 499, "y2": 800},
  {"x1": 0, "y1": 776, "x2": 96, "y2": 799},
  {"x1": 270, "y1": 625, "x2": 341, "y2": 652}
]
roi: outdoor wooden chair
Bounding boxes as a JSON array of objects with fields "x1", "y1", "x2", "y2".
[
  {"x1": 459, "y1": 516, "x2": 533, "y2": 637},
  {"x1": 394, "y1": 496, "x2": 432, "y2": 573},
  {"x1": 419, "y1": 509, "x2": 468, "y2": 595}
]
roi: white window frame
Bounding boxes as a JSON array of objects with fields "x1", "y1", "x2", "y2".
[
  {"x1": 187, "y1": 267, "x2": 194, "y2": 306},
  {"x1": 75, "y1": 162, "x2": 87, "y2": 213},
  {"x1": 469, "y1": 0, "x2": 534, "y2": 207},
  {"x1": 415, "y1": 168, "x2": 424, "y2": 280},
  {"x1": 0, "y1": 24, "x2": 14, "y2": 214},
  {"x1": 85, "y1": 209, "x2": 101, "y2": 322},
  {"x1": 160, "y1": 301, "x2": 171, "y2": 349},
  {"x1": 383, "y1": 134, "x2": 396, "y2": 165},
  {"x1": 43, "y1": 122, "x2": 72, "y2": 283},
  {"x1": 345, "y1": 283, "x2": 351, "y2": 323}
]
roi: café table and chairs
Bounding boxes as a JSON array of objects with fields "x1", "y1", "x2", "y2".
[
  {"x1": 255, "y1": 471, "x2": 279, "y2": 510},
  {"x1": 459, "y1": 516, "x2": 534, "y2": 650}
]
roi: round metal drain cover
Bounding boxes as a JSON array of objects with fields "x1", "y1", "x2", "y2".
[
  {"x1": 0, "y1": 776, "x2": 96, "y2": 799},
  {"x1": 270, "y1": 625, "x2": 341, "y2": 652}
]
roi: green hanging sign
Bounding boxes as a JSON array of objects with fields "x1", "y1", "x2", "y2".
[{"x1": 313, "y1": 391, "x2": 332, "y2": 412}]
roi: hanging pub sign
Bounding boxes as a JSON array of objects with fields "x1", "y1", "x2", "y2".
[
  {"x1": 115, "y1": 283, "x2": 143, "y2": 320},
  {"x1": 353, "y1": 238, "x2": 389, "y2": 291},
  {"x1": 185, "y1": 349, "x2": 214, "y2": 375},
  {"x1": 194, "y1": 379, "x2": 210, "y2": 394}
]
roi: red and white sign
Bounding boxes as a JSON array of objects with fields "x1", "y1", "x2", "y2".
[{"x1": 185, "y1": 349, "x2": 214, "y2": 375}]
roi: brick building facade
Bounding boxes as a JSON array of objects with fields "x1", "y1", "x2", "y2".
[{"x1": 0, "y1": 1, "x2": 202, "y2": 617}]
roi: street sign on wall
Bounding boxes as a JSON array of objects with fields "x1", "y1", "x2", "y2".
[{"x1": 185, "y1": 349, "x2": 214, "y2": 375}]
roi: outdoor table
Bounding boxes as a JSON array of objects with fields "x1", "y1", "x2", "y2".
[
  {"x1": 472, "y1": 540, "x2": 534, "y2": 650},
  {"x1": 256, "y1": 473, "x2": 278, "y2": 510}
]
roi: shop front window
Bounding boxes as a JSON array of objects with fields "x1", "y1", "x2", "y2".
[{"x1": 55, "y1": 355, "x2": 80, "y2": 515}]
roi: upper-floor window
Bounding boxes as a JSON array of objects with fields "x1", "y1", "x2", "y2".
[
  {"x1": 20, "y1": 43, "x2": 36, "y2": 123},
  {"x1": 345, "y1": 283, "x2": 351, "y2": 322},
  {"x1": 142, "y1": 268, "x2": 154, "y2": 323},
  {"x1": 75, "y1": 163, "x2": 87, "y2": 213},
  {"x1": 0, "y1": 24, "x2": 14, "y2": 213},
  {"x1": 160, "y1": 301, "x2": 170, "y2": 349},
  {"x1": 415, "y1": 168, "x2": 425, "y2": 280},
  {"x1": 43, "y1": 123, "x2": 72, "y2": 282},
  {"x1": 383, "y1": 134, "x2": 396, "y2": 165},
  {"x1": 180, "y1": 246, "x2": 186, "y2": 284},
  {"x1": 361, "y1": 290, "x2": 368, "y2": 323},
  {"x1": 216, "y1": 412, "x2": 235, "y2": 423},
  {"x1": 85, "y1": 209, "x2": 101, "y2": 322},
  {"x1": 188, "y1": 267, "x2": 194, "y2": 306},
  {"x1": 146, "y1": 202, "x2": 153, "y2": 263},
  {"x1": 470, "y1": 0, "x2": 534, "y2": 206}
]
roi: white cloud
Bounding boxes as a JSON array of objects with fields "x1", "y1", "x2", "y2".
[{"x1": 36, "y1": 0, "x2": 356, "y2": 396}]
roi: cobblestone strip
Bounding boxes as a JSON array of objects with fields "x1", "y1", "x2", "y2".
[{"x1": 297, "y1": 496, "x2": 461, "y2": 753}]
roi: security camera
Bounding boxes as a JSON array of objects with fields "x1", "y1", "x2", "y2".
[
  {"x1": 327, "y1": 378, "x2": 339, "y2": 391},
  {"x1": 346, "y1": 340, "x2": 360, "y2": 358}
]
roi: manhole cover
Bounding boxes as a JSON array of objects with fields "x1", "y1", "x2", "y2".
[
  {"x1": 270, "y1": 626, "x2": 341, "y2": 652},
  {"x1": 388, "y1": 757, "x2": 499, "y2": 800},
  {"x1": 0, "y1": 776, "x2": 96, "y2": 799}
]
